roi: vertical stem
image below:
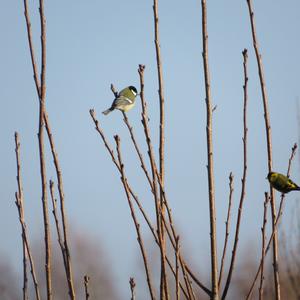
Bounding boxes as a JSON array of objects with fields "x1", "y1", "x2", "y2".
[
  {"x1": 84, "y1": 275, "x2": 90, "y2": 300},
  {"x1": 175, "y1": 236, "x2": 180, "y2": 300},
  {"x1": 138, "y1": 65, "x2": 168, "y2": 300},
  {"x1": 246, "y1": 1, "x2": 280, "y2": 298},
  {"x1": 129, "y1": 277, "x2": 136, "y2": 300},
  {"x1": 259, "y1": 193, "x2": 269, "y2": 300},
  {"x1": 221, "y1": 49, "x2": 249, "y2": 300},
  {"x1": 44, "y1": 113, "x2": 76, "y2": 299},
  {"x1": 38, "y1": 1, "x2": 52, "y2": 299},
  {"x1": 246, "y1": 144, "x2": 297, "y2": 299},
  {"x1": 15, "y1": 133, "x2": 29, "y2": 300},
  {"x1": 218, "y1": 173, "x2": 234, "y2": 289},
  {"x1": 14, "y1": 132, "x2": 41, "y2": 300},
  {"x1": 201, "y1": 1, "x2": 219, "y2": 299},
  {"x1": 153, "y1": 0, "x2": 168, "y2": 298},
  {"x1": 115, "y1": 135, "x2": 157, "y2": 300}
]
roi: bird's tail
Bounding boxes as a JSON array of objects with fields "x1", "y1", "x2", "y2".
[{"x1": 102, "y1": 107, "x2": 113, "y2": 115}]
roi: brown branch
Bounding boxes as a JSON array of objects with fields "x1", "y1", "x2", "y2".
[
  {"x1": 23, "y1": 0, "x2": 52, "y2": 297},
  {"x1": 49, "y1": 180, "x2": 65, "y2": 254},
  {"x1": 138, "y1": 64, "x2": 168, "y2": 299},
  {"x1": 129, "y1": 277, "x2": 136, "y2": 300},
  {"x1": 84, "y1": 275, "x2": 90, "y2": 300},
  {"x1": 246, "y1": 144, "x2": 297, "y2": 299},
  {"x1": 221, "y1": 49, "x2": 249, "y2": 300},
  {"x1": 14, "y1": 132, "x2": 41, "y2": 300},
  {"x1": 152, "y1": 0, "x2": 167, "y2": 297},
  {"x1": 115, "y1": 135, "x2": 156, "y2": 300},
  {"x1": 246, "y1": 1, "x2": 280, "y2": 298},
  {"x1": 23, "y1": 0, "x2": 40, "y2": 95},
  {"x1": 110, "y1": 84, "x2": 118, "y2": 98},
  {"x1": 120, "y1": 73, "x2": 210, "y2": 297},
  {"x1": 37, "y1": 1, "x2": 52, "y2": 298},
  {"x1": 218, "y1": 172, "x2": 234, "y2": 289},
  {"x1": 49, "y1": 180, "x2": 69, "y2": 279},
  {"x1": 122, "y1": 111, "x2": 153, "y2": 189},
  {"x1": 155, "y1": 169, "x2": 208, "y2": 298},
  {"x1": 89, "y1": 109, "x2": 193, "y2": 299},
  {"x1": 121, "y1": 101, "x2": 201, "y2": 298},
  {"x1": 44, "y1": 113, "x2": 75, "y2": 299},
  {"x1": 15, "y1": 132, "x2": 29, "y2": 300},
  {"x1": 286, "y1": 143, "x2": 297, "y2": 177},
  {"x1": 259, "y1": 193, "x2": 269, "y2": 300},
  {"x1": 90, "y1": 105, "x2": 211, "y2": 298},
  {"x1": 175, "y1": 236, "x2": 180, "y2": 300},
  {"x1": 201, "y1": 1, "x2": 218, "y2": 299}
]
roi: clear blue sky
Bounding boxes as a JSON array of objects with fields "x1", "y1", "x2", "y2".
[{"x1": 1, "y1": 0, "x2": 300, "y2": 297}]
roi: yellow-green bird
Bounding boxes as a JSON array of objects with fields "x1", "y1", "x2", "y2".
[
  {"x1": 267, "y1": 171, "x2": 300, "y2": 193},
  {"x1": 102, "y1": 86, "x2": 138, "y2": 115}
]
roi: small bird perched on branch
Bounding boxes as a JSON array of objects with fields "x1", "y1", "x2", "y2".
[
  {"x1": 102, "y1": 86, "x2": 138, "y2": 115},
  {"x1": 267, "y1": 171, "x2": 300, "y2": 193}
]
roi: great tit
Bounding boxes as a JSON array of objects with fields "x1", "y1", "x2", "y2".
[
  {"x1": 267, "y1": 171, "x2": 300, "y2": 193},
  {"x1": 102, "y1": 86, "x2": 138, "y2": 115}
]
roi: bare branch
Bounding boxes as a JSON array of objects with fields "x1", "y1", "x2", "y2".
[
  {"x1": 14, "y1": 132, "x2": 41, "y2": 300},
  {"x1": 201, "y1": 1, "x2": 219, "y2": 298},
  {"x1": 23, "y1": 0, "x2": 52, "y2": 297},
  {"x1": 259, "y1": 193, "x2": 269, "y2": 300},
  {"x1": 152, "y1": 0, "x2": 168, "y2": 296},
  {"x1": 84, "y1": 275, "x2": 90, "y2": 300},
  {"x1": 218, "y1": 172, "x2": 234, "y2": 289},
  {"x1": 221, "y1": 48, "x2": 249, "y2": 300},
  {"x1": 246, "y1": 144, "x2": 297, "y2": 299},
  {"x1": 114, "y1": 135, "x2": 156, "y2": 300},
  {"x1": 89, "y1": 109, "x2": 193, "y2": 299},
  {"x1": 175, "y1": 236, "x2": 180, "y2": 300},
  {"x1": 129, "y1": 277, "x2": 136, "y2": 300},
  {"x1": 246, "y1": 1, "x2": 280, "y2": 297},
  {"x1": 138, "y1": 64, "x2": 168, "y2": 299},
  {"x1": 45, "y1": 113, "x2": 75, "y2": 299}
]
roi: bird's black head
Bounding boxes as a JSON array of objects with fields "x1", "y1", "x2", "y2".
[{"x1": 129, "y1": 86, "x2": 138, "y2": 96}]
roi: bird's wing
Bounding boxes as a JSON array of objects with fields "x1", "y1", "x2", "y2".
[
  {"x1": 113, "y1": 96, "x2": 133, "y2": 107},
  {"x1": 287, "y1": 178, "x2": 299, "y2": 189}
]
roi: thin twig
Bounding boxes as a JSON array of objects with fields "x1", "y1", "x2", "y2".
[
  {"x1": 15, "y1": 133, "x2": 29, "y2": 300},
  {"x1": 155, "y1": 169, "x2": 204, "y2": 299},
  {"x1": 140, "y1": 66, "x2": 207, "y2": 297},
  {"x1": 49, "y1": 180, "x2": 68, "y2": 272},
  {"x1": 138, "y1": 64, "x2": 168, "y2": 299},
  {"x1": 84, "y1": 275, "x2": 90, "y2": 300},
  {"x1": 23, "y1": 0, "x2": 52, "y2": 297},
  {"x1": 44, "y1": 113, "x2": 75, "y2": 299},
  {"x1": 175, "y1": 236, "x2": 180, "y2": 300},
  {"x1": 218, "y1": 173, "x2": 234, "y2": 289},
  {"x1": 246, "y1": 144, "x2": 297, "y2": 299},
  {"x1": 90, "y1": 107, "x2": 210, "y2": 298},
  {"x1": 201, "y1": 1, "x2": 219, "y2": 298},
  {"x1": 121, "y1": 96, "x2": 202, "y2": 298},
  {"x1": 14, "y1": 132, "x2": 41, "y2": 300},
  {"x1": 259, "y1": 193, "x2": 269, "y2": 300},
  {"x1": 90, "y1": 110, "x2": 193, "y2": 299},
  {"x1": 115, "y1": 135, "x2": 156, "y2": 300},
  {"x1": 221, "y1": 49, "x2": 249, "y2": 300},
  {"x1": 153, "y1": 0, "x2": 167, "y2": 296},
  {"x1": 129, "y1": 277, "x2": 136, "y2": 300},
  {"x1": 122, "y1": 111, "x2": 153, "y2": 189},
  {"x1": 37, "y1": 1, "x2": 52, "y2": 298},
  {"x1": 246, "y1": 1, "x2": 280, "y2": 298}
]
